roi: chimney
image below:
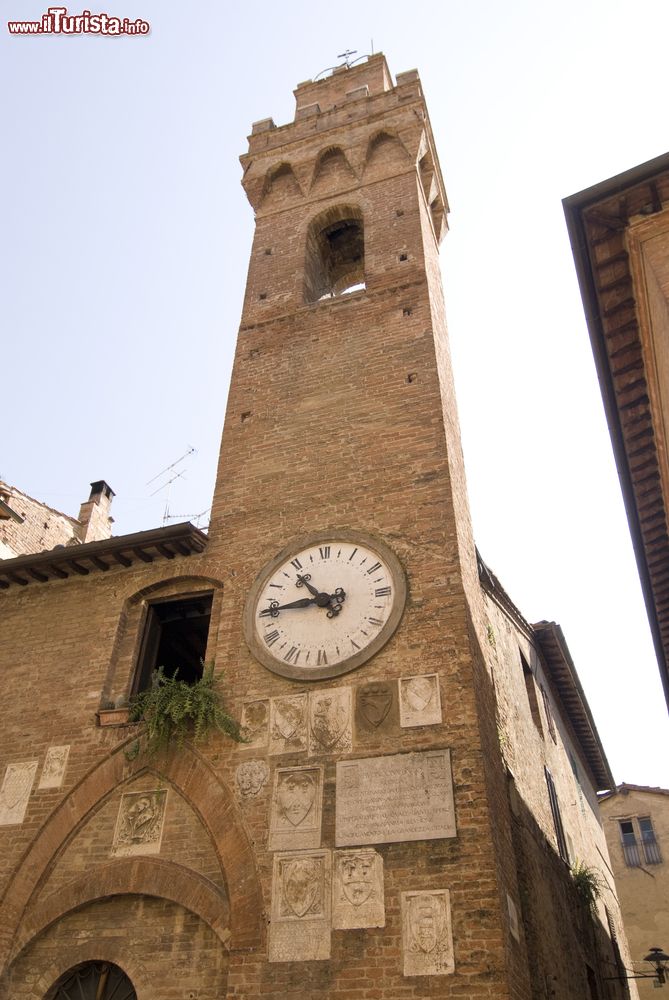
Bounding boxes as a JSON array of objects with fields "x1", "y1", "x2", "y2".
[{"x1": 77, "y1": 480, "x2": 115, "y2": 543}]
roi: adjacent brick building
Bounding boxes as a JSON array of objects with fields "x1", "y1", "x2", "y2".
[{"x1": 0, "y1": 55, "x2": 636, "y2": 1000}]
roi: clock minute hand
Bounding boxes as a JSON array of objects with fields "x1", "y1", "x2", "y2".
[{"x1": 259, "y1": 597, "x2": 316, "y2": 617}]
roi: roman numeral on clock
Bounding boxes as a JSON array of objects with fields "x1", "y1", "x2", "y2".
[
  {"x1": 317, "y1": 649, "x2": 328, "y2": 666},
  {"x1": 264, "y1": 629, "x2": 280, "y2": 647},
  {"x1": 319, "y1": 546, "x2": 330, "y2": 559},
  {"x1": 368, "y1": 617, "x2": 383, "y2": 626},
  {"x1": 284, "y1": 646, "x2": 300, "y2": 664},
  {"x1": 290, "y1": 558, "x2": 302, "y2": 570},
  {"x1": 366, "y1": 562, "x2": 382, "y2": 574},
  {"x1": 375, "y1": 586, "x2": 392, "y2": 597}
]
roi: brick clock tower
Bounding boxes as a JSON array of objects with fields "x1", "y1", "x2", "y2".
[
  {"x1": 8, "y1": 53, "x2": 629, "y2": 1000},
  {"x1": 208, "y1": 54, "x2": 529, "y2": 997}
]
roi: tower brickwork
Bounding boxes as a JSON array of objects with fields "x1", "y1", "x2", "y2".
[{"x1": 0, "y1": 55, "x2": 630, "y2": 1000}]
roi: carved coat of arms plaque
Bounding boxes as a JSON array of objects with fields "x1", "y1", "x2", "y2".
[
  {"x1": 269, "y1": 850, "x2": 332, "y2": 962},
  {"x1": 401, "y1": 889, "x2": 454, "y2": 976},
  {"x1": 399, "y1": 674, "x2": 442, "y2": 728},
  {"x1": 333, "y1": 848, "x2": 385, "y2": 929},
  {"x1": 0, "y1": 761, "x2": 38, "y2": 826},
  {"x1": 309, "y1": 687, "x2": 352, "y2": 754},
  {"x1": 111, "y1": 789, "x2": 168, "y2": 857},
  {"x1": 269, "y1": 694, "x2": 308, "y2": 754},
  {"x1": 240, "y1": 700, "x2": 269, "y2": 748}
]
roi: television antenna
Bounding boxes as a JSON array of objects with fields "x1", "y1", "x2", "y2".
[{"x1": 146, "y1": 446, "x2": 197, "y2": 526}]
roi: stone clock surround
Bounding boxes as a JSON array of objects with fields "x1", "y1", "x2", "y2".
[{"x1": 243, "y1": 528, "x2": 407, "y2": 680}]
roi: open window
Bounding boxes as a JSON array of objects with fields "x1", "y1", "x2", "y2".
[
  {"x1": 133, "y1": 593, "x2": 213, "y2": 692},
  {"x1": 520, "y1": 651, "x2": 543, "y2": 735},
  {"x1": 304, "y1": 205, "x2": 365, "y2": 302}
]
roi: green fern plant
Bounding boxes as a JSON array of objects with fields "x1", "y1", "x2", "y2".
[
  {"x1": 129, "y1": 663, "x2": 243, "y2": 757},
  {"x1": 571, "y1": 860, "x2": 603, "y2": 913}
]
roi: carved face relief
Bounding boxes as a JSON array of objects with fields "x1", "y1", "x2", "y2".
[
  {"x1": 280, "y1": 857, "x2": 324, "y2": 918},
  {"x1": 358, "y1": 682, "x2": 393, "y2": 728},
  {"x1": 276, "y1": 771, "x2": 316, "y2": 826},
  {"x1": 235, "y1": 760, "x2": 270, "y2": 798}
]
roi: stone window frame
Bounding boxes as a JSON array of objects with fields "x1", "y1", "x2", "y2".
[{"x1": 100, "y1": 575, "x2": 225, "y2": 712}]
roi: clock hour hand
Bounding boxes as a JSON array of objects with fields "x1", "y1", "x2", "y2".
[
  {"x1": 296, "y1": 574, "x2": 347, "y2": 617},
  {"x1": 259, "y1": 597, "x2": 316, "y2": 617},
  {"x1": 296, "y1": 574, "x2": 332, "y2": 607}
]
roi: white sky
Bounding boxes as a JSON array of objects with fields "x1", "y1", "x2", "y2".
[{"x1": 2, "y1": 0, "x2": 668, "y2": 787}]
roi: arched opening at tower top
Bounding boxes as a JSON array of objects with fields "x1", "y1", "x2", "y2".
[{"x1": 304, "y1": 205, "x2": 365, "y2": 302}]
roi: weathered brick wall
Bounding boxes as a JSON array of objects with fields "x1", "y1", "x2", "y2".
[
  {"x1": 0, "y1": 485, "x2": 79, "y2": 557},
  {"x1": 5, "y1": 896, "x2": 228, "y2": 999},
  {"x1": 484, "y1": 592, "x2": 637, "y2": 998}
]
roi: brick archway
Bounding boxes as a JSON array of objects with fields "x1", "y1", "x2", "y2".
[
  {"x1": 9, "y1": 857, "x2": 231, "y2": 965},
  {"x1": 0, "y1": 740, "x2": 264, "y2": 975},
  {"x1": 7, "y1": 940, "x2": 149, "y2": 1000}
]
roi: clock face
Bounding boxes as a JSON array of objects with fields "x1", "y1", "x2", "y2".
[{"x1": 244, "y1": 532, "x2": 406, "y2": 680}]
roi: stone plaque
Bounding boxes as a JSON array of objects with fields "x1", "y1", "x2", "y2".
[
  {"x1": 401, "y1": 889, "x2": 454, "y2": 976},
  {"x1": 111, "y1": 789, "x2": 167, "y2": 857},
  {"x1": 335, "y1": 750, "x2": 456, "y2": 846},
  {"x1": 309, "y1": 687, "x2": 352, "y2": 755},
  {"x1": 240, "y1": 699, "x2": 269, "y2": 749},
  {"x1": 269, "y1": 765, "x2": 323, "y2": 851},
  {"x1": 399, "y1": 674, "x2": 442, "y2": 728},
  {"x1": 235, "y1": 760, "x2": 270, "y2": 798},
  {"x1": 507, "y1": 892, "x2": 520, "y2": 942},
  {"x1": 38, "y1": 745, "x2": 70, "y2": 789},
  {"x1": 333, "y1": 848, "x2": 385, "y2": 929},
  {"x1": 269, "y1": 694, "x2": 308, "y2": 755},
  {"x1": 0, "y1": 761, "x2": 38, "y2": 825},
  {"x1": 269, "y1": 850, "x2": 331, "y2": 961},
  {"x1": 355, "y1": 680, "x2": 398, "y2": 738}
]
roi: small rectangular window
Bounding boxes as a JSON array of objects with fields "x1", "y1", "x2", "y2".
[
  {"x1": 619, "y1": 820, "x2": 641, "y2": 867},
  {"x1": 521, "y1": 653, "x2": 543, "y2": 734},
  {"x1": 545, "y1": 767, "x2": 569, "y2": 862},
  {"x1": 134, "y1": 593, "x2": 213, "y2": 692},
  {"x1": 540, "y1": 684, "x2": 557, "y2": 743}
]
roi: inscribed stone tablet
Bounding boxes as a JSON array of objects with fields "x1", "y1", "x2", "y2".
[{"x1": 335, "y1": 750, "x2": 456, "y2": 846}]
